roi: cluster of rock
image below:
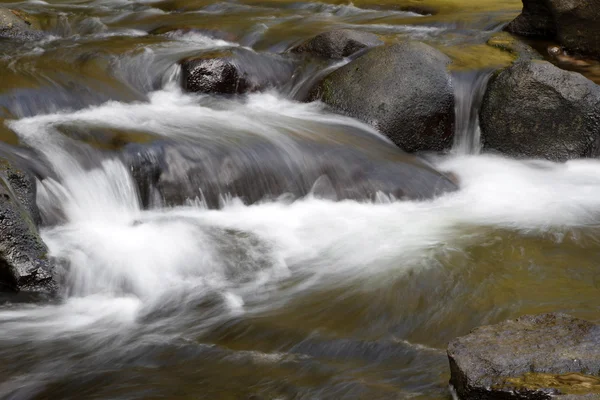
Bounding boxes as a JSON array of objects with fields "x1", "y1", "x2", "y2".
[{"x1": 178, "y1": 10, "x2": 600, "y2": 162}]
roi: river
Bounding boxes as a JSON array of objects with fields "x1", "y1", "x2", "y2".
[{"x1": 2, "y1": 0, "x2": 600, "y2": 399}]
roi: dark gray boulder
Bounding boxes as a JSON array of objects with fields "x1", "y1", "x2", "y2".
[
  {"x1": 122, "y1": 137, "x2": 458, "y2": 209},
  {"x1": 480, "y1": 60, "x2": 600, "y2": 161},
  {"x1": 506, "y1": 0, "x2": 600, "y2": 58},
  {"x1": 180, "y1": 48, "x2": 295, "y2": 95},
  {"x1": 0, "y1": 8, "x2": 45, "y2": 41},
  {"x1": 308, "y1": 42, "x2": 455, "y2": 153},
  {"x1": 290, "y1": 29, "x2": 382, "y2": 60},
  {"x1": 505, "y1": 0, "x2": 556, "y2": 38},
  {"x1": 448, "y1": 313, "x2": 600, "y2": 400},
  {"x1": 0, "y1": 159, "x2": 55, "y2": 293}
]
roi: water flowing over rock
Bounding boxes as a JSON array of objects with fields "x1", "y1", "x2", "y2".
[
  {"x1": 0, "y1": 8, "x2": 45, "y2": 41},
  {"x1": 308, "y1": 42, "x2": 455, "y2": 153},
  {"x1": 0, "y1": 158, "x2": 54, "y2": 293},
  {"x1": 480, "y1": 60, "x2": 600, "y2": 161},
  {"x1": 506, "y1": 0, "x2": 600, "y2": 58},
  {"x1": 448, "y1": 313, "x2": 600, "y2": 400},
  {"x1": 181, "y1": 48, "x2": 295, "y2": 95},
  {"x1": 290, "y1": 29, "x2": 382, "y2": 60},
  {"x1": 123, "y1": 139, "x2": 458, "y2": 208}
]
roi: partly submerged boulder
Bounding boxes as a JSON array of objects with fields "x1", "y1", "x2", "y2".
[
  {"x1": 480, "y1": 60, "x2": 600, "y2": 161},
  {"x1": 448, "y1": 313, "x2": 600, "y2": 400},
  {"x1": 505, "y1": 0, "x2": 600, "y2": 58},
  {"x1": 180, "y1": 48, "x2": 295, "y2": 95},
  {"x1": 290, "y1": 29, "x2": 382, "y2": 60},
  {"x1": 122, "y1": 138, "x2": 457, "y2": 209},
  {"x1": 308, "y1": 42, "x2": 455, "y2": 153},
  {"x1": 0, "y1": 8, "x2": 45, "y2": 41},
  {"x1": 0, "y1": 159, "x2": 54, "y2": 293}
]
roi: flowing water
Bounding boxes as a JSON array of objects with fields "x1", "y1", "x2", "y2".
[{"x1": 4, "y1": 0, "x2": 600, "y2": 399}]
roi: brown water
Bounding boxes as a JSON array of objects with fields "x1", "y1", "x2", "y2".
[{"x1": 4, "y1": 0, "x2": 600, "y2": 399}]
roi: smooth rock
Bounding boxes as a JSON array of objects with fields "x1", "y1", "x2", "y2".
[
  {"x1": 180, "y1": 48, "x2": 295, "y2": 95},
  {"x1": 480, "y1": 60, "x2": 600, "y2": 161},
  {"x1": 448, "y1": 313, "x2": 600, "y2": 400},
  {"x1": 308, "y1": 42, "x2": 455, "y2": 153},
  {"x1": 506, "y1": 0, "x2": 600, "y2": 58},
  {"x1": 122, "y1": 138, "x2": 458, "y2": 209},
  {"x1": 291, "y1": 29, "x2": 382, "y2": 60},
  {"x1": 0, "y1": 8, "x2": 45, "y2": 41},
  {"x1": 0, "y1": 159, "x2": 55, "y2": 293}
]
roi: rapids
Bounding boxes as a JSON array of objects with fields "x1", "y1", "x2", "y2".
[{"x1": 2, "y1": 0, "x2": 600, "y2": 398}]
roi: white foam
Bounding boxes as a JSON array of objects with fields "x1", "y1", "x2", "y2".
[{"x1": 6, "y1": 87, "x2": 600, "y2": 343}]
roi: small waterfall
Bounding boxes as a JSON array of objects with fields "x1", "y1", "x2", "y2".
[{"x1": 451, "y1": 70, "x2": 492, "y2": 155}]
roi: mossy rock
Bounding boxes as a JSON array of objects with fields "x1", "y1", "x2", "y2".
[{"x1": 449, "y1": 313, "x2": 600, "y2": 400}]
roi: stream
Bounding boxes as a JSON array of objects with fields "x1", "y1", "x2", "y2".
[{"x1": 2, "y1": 0, "x2": 600, "y2": 399}]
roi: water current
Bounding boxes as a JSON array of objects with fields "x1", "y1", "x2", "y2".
[{"x1": 2, "y1": 0, "x2": 600, "y2": 399}]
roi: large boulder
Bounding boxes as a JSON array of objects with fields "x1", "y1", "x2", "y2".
[
  {"x1": 180, "y1": 48, "x2": 295, "y2": 95},
  {"x1": 506, "y1": 0, "x2": 600, "y2": 58},
  {"x1": 0, "y1": 159, "x2": 55, "y2": 293},
  {"x1": 480, "y1": 60, "x2": 600, "y2": 161},
  {"x1": 122, "y1": 138, "x2": 458, "y2": 209},
  {"x1": 290, "y1": 29, "x2": 382, "y2": 60},
  {"x1": 308, "y1": 42, "x2": 455, "y2": 153},
  {"x1": 448, "y1": 313, "x2": 600, "y2": 400},
  {"x1": 0, "y1": 8, "x2": 45, "y2": 41}
]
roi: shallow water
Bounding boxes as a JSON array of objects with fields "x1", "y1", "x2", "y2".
[{"x1": 3, "y1": 0, "x2": 600, "y2": 399}]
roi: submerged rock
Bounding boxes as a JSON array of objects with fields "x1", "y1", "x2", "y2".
[
  {"x1": 290, "y1": 29, "x2": 382, "y2": 60},
  {"x1": 0, "y1": 159, "x2": 55, "y2": 293},
  {"x1": 0, "y1": 8, "x2": 45, "y2": 41},
  {"x1": 506, "y1": 0, "x2": 600, "y2": 58},
  {"x1": 308, "y1": 42, "x2": 455, "y2": 153},
  {"x1": 448, "y1": 313, "x2": 600, "y2": 400},
  {"x1": 180, "y1": 48, "x2": 295, "y2": 95},
  {"x1": 122, "y1": 138, "x2": 457, "y2": 209},
  {"x1": 480, "y1": 60, "x2": 600, "y2": 161},
  {"x1": 487, "y1": 31, "x2": 543, "y2": 62}
]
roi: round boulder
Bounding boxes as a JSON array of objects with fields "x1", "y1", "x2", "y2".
[
  {"x1": 180, "y1": 48, "x2": 295, "y2": 95},
  {"x1": 0, "y1": 8, "x2": 45, "y2": 41},
  {"x1": 308, "y1": 42, "x2": 455, "y2": 153},
  {"x1": 290, "y1": 29, "x2": 383, "y2": 60},
  {"x1": 448, "y1": 313, "x2": 600, "y2": 400},
  {"x1": 480, "y1": 60, "x2": 600, "y2": 161},
  {"x1": 506, "y1": 0, "x2": 600, "y2": 58}
]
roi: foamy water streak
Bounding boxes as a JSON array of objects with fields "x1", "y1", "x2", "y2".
[{"x1": 5, "y1": 89, "x2": 600, "y2": 344}]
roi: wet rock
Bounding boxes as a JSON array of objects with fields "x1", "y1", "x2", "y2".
[
  {"x1": 122, "y1": 138, "x2": 457, "y2": 209},
  {"x1": 480, "y1": 60, "x2": 600, "y2": 161},
  {"x1": 290, "y1": 29, "x2": 382, "y2": 60},
  {"x1": 180, "y1": 48, "x2": 295, "y2": 95},
  {"x1": 0, "y1": 159, "x2": 55, "y2": 293},
  {"x1": 0, "y1": 8, "x2": 45, "y2": 41},
  {"x1": 448, "y1": 313, "x2": 600, "y2": 400},
  {"x1": 506, "y1": 0, "x2": 600, "y2": 58},
  {"x1": 308, "y1": 42, "x2": 454, "y2": 153}
]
